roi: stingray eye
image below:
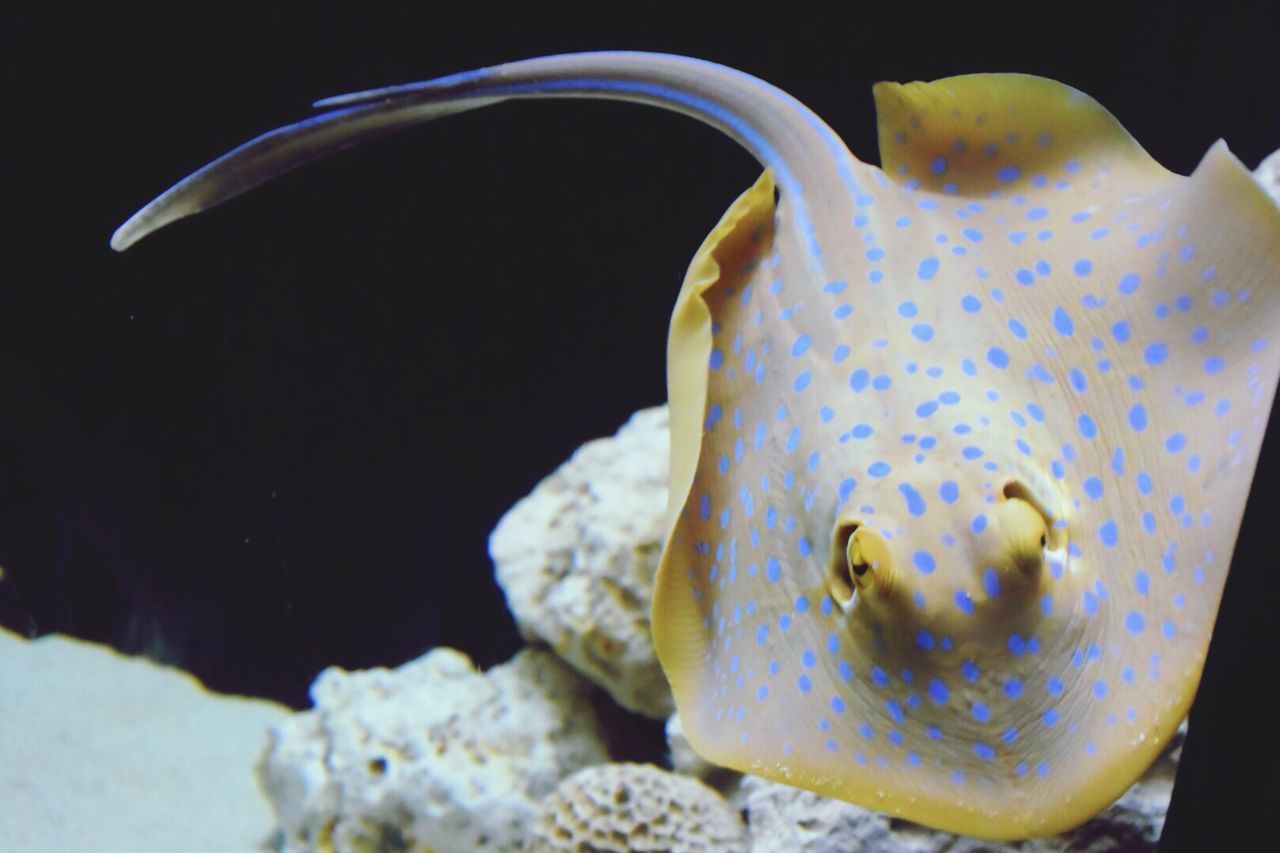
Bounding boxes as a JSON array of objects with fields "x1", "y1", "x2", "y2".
[
  {"x1": 1002, "y1": 479, "x2": 1064, "y2": 550},
  {"x1": 828, "y1": 522, "x2": 895, "y2": 608},
  {"x1": 986, "y1": 480, "x2": 1056, "y2": 575}
]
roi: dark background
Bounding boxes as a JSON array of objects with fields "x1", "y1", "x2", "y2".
[{"x1": 2, "y1": 8, "x2": 1275, "y2": 849}]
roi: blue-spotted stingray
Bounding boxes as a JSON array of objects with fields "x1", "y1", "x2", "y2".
[{"x1": 111, "y1": 53, "x2": 1280, "y2": 839}]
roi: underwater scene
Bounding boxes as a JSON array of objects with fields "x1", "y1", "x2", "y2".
[{"x1": 3, "y1": 11, "x2": 1278, "y2": 852}]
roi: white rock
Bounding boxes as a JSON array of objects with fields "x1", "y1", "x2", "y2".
[
  {"x1": 740, "y1": 722, "x2": 1186, "y2": 852},
  {"x1": 1255, "y1": 148, "x2": 1280, "y2": 206},
  {"x1": 0, "y1": 627, "x2": 288, "y2": 853},
  {"x1": 490, "y1": 406, "x2": 674, "y2": 719},
  {"x1": 258, "y1": 646, "x2": 609, "y2": 853},
  {"x1": 526, "y1": 762, "x2": 748, "y2": 852}
]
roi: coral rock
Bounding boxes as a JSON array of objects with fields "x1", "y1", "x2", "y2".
[
  {"x1": 1256, "y1": 148, "x2": 1280, "y2": 206},
  {"x1": 258, "y1": 647, "x2": 609, "y2": 853},
  {"x1": 526, "y1": 762, "x2": 748, "y2": 852},
  {"x1": 490, "y1": 406, "x2": 674, "y2": 719}
]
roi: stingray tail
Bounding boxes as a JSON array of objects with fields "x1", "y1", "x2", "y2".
[{"x1": 111, "y1": 51, "x2": 854, "y2": 251}]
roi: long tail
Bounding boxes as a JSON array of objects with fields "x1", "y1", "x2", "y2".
[{"x1": 111, "y1": 51, "x2": 857, "y2": 254}]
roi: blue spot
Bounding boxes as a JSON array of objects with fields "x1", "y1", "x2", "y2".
[
  {"x1": 833, "y1": 304, "x2": 852, "y2": 320},
  {"x1": 851, "y1": 424, "x2": 873, "y2": 439},
  {"x1": 987, "y1": 347, "x2": 1010, "y2": 369},
  {"x1": 1129, "y1": 405, "x2": 1147, "y2": 432},
  {"x1": 912, "y1": 323, "x2": 935, "y2": 342},
  {"x1": 1069, "y1": 368, "x2": 1087, "y2": 392},
  {"x1": 795, "y1": 596, "x2": 809, "y2": 614},
  {"x1": 983, "y1": 567, "x2": 1001, "y2": 599},
  {"x1": 1016, "y1": 268, "x2": 1035, "y2": 286},
  {"x1": 709, "y1": 349, "x2": 724, "y2": 370},
  {"x1": 794, "y1": 372, "x2": 811, "y2": 392},
  {"x1": 955, "y1": 589, "x2": 975, "y2": 615},
  {"x1": 972, "y1": 515, "x2": 988, "y2": 534},
  {"x1": 916, "y1": 629, "x2": 935, "y2": 650},
  {"x1": 830, "y1": 696, "x2": 846, "y2": 714},
  {"x1": 1074, "y1": 259, "x2": 1092, "y2": 276},
  {"x1": 918, "y1": 257, "x2": 940, "y2": 280},
  {"x1": 838, "y1": 478, "x2": 856, "y2": 504},
  {"x1": 1163, "y1": 619, "x2": 1177, "y2": 639},
  {"x1": 797, "y1": 674, "x2": 812, "y2": 693},
  {"x1": 1144, "y1": 342, "x2": 1168, "y2": 366},
  {"x1": 823, "y1": 280, "x2": 848, "y2": 294},
  {"x1": 1204, "y1": 356, "x2": 1224, "y2": 374},
  {"x1": 1119, "y1": 273, "x2": 1140, "y2": 295},
  {"x1": 866, "y1": 247, "x2": 885, "y2": 261},
  {"x1": 1094, "y1": 680, "x2": 1108, "y2": 699},
  {"x1": 1047, "y1": 676, "x2": 1064, "y2": 696},
  {"x1": 974, "y1": 743, "x2": 996, "y2": 761},
  {"x1": 1126, "y1": 611, "x2": 1146, "y2": 634},
  {"x1": 860, "y1": 723, "x2": 874, "y2": 739},
  {"x1": 1036, "y1": 260, "x2": 1051, "y2": 276},
  {"x1": 1099, "y1": 520, "x2": 1118, "y2": 548},
  {"x1": 997, "y1": 165, "x2": 1021, "y2": 183},
  {"x1": 916, "y1": 400, "x2": 939, "y2": 418},
  {"x1": 913, "y1": 550, "x2": 936, "y2": 574},
  {"x1": 868, "y1": 461, "x2": 891, "y2": 477},
  {"x1": 939, "y1": 391, "x2": 960, "y2": 405},
  {"x1": 1165, "y1": 433, "x2": 1187, "y2": 453},
  {"x1": 1111, "y1": 320, "x2": 1131, "y2": 343},
  {"x1": 962, "y1": 446, "x2": 983, "y2": 460},
  {"x1": 929, "y1": 679, "x2": 949, "y2": 704},
  {"x1": 756, "y1": 625, "x2": 768, "y2": 645},
  {"x1": 833, "y1": 344, "x2": 850, "y2": 364},
  {"x1": 786, "y1": 427, "x2": 800, "y2": 453},
  {"x1": 1043, "y1": 708, "x2": 1060, "y2": 727},
  {"x1": 898, "y1": 301, "x2": 918, "y2": 318},
  {"x1": 961, "y1": 294, "x2": 981, "y2": 313},
  {"x1": 1084, "y1": 477, "x2": 1103, "y2": 500},
  {"x1": 1027, "y1": 207, "x2": 1048, "y2": 220},
  {"x1": 886, "y1": 700, "x2": 905, "y2": 726},
  {"x1": 1009, "y1": 319, "x2": 1028, "y2": 339},
  {"x1": 1004, "y1": 678, "x2": 1023, "y2": 699},
  {"x1": 1135, "y1": 570, "x2": 1149, "y2": 596},
  {"x1": 766, "y1": 558, "x2": 781, "y2": 583},
  {"x1": 1053, "y1": 307, "x2": 1074, "y2": 336},
  {"x1": 1078, "y1": 414, "x2": 1097, "y2": 439},
  {"x1": 839, "y1": 660, "x2": 854, "y2": 682},
  {"x1": 900, "y1": 484, "x2": 927, "y2": 517},
  {"x1": 940, "y1": 481, "x2": 959, "y2": 503},
  {"x1": 801, "y1": 649, "x2": 816, "y2": 668},
  {"x1": 791, "y1": 335, "x2": 811, "y2": 357},
  {"x1": 849, "y1": 369, "x2": 869, "y2": 392},
  {"x1": 871, "y1": 666, "x2": 889, "y2": 688},
  {"x1": 873, "y1": 375, "x2": 892, "y2": 390}
]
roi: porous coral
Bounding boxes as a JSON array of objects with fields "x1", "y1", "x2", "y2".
[{"x1": 525, "y1": 762, "x2": 747, "y2": 852}]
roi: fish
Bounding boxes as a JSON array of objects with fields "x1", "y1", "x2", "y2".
[{"x1": 110, "y1": 52, "x2": 1280, "y2": 839}]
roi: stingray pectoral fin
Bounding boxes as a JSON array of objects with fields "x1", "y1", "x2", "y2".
[
  {"x1": 653, "y1": 168, "x2": 776, "y2": 701},
  {"x1": 873, "y1": 73, "x2": 1163, "y2": 195}
]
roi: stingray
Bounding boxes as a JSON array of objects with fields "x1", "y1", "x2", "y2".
[{"x1": 111, "y1": 53, "x2": 1280, "y2": 839}]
